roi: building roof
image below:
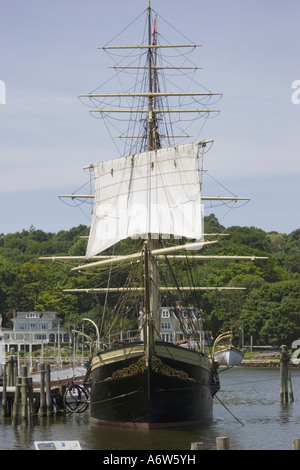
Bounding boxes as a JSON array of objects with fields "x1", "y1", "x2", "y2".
[{"x1": 13, "y1": 311, "x2": 62, "y2": 321}]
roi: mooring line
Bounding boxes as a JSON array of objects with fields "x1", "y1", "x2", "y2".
[{"x1": 215, "y1": 394, "x2": 245, "y2": 426}]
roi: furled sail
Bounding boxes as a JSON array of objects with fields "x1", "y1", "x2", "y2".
[{"x1": 86, "y1": 142, "x2": 203, "y2": 258}]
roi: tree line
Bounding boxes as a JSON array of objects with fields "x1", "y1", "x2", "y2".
[{"x1": 0, "y1": 215, "x2": 299, "y2": 348}]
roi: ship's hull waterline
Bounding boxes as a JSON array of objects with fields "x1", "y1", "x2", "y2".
[{"x1": 89, "y1": 342, "x2": 220, "y2": 428}]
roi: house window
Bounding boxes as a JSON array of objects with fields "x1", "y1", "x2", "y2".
[
  {"x1": 35, "y1": 334, "x2": 47, "y2": 341},
  {"x1": 161, "y1": 322, "x2": 171, "y2": 329},
  {"x1": 161, "y1": 309, "x2": 170, "y2": 318},
  {"x1": 162, "y1": 333, "x2": 173, "y2": 342},
  {"x1": 26, "y1": 313, "x2": 40, "y2": 318}
]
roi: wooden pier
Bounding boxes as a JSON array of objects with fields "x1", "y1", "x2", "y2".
[{"x1": 1, "y1": 356, "x2": 88, "y2": 421}]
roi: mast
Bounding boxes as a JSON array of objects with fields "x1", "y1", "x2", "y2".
[
  {"x1": 146, "y1": 1, "x2": 159, "y2": 357},
  {"x1": 147, "y1": 1, "x2": 155, "y2": 151}
]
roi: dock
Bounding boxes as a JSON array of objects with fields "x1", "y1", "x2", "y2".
[{"x1": 0, "y1": 356, "x2": 89, "y2": 420}]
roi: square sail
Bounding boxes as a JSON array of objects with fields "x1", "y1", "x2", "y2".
[{"x1": 86, "y1": 142, "x2": 203, "y2": 258}]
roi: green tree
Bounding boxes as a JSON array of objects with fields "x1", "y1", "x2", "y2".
[{"x1": 240, "y1": 280, "x2": 300, "y2": 346}]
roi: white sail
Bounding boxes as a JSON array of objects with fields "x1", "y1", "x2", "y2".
[{"x1": 86, "y1": 142, "x2": 203, "y2": 258}]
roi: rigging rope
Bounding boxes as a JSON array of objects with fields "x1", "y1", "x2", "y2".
[{"x1": 215, "y1": 394, "x2": 245, "y2": 426}]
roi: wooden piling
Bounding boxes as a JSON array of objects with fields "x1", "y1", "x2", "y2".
[
  {"x1": 216, "y1": 436, "x2": 230, "y2": 450},
  {"x1": 6, "y1": 355, "x2": 12, "y2": 387},
  {"x1": 1, "y1": 360, "x2": 69, "y2": 423},
  {"x1": 1, "y1": 363, "x2": 8, "y2": 417},
  {"x1": 12, "y1": 376, "x2": 21, "y2": 420},
  {"x1": 292, "y1": 439, "x2": 300, "y2": 450},
  {"x1": 27, "y1": 377, "x2": 34, "y2": 419},
  {"x1": 288, "y1": 362, "x2": 294, "y2": 402},
  {"x1": 190, "y1": 442, "x2": 204, "y2": 450},
  {"x1": 280, "y1": 345, "x2": 293, "y2": 403},
  {"x1": 280, "y1": 358, "x2": 287, "y2": 403},
  {"x1": 38, "y1": 363, "x2": 46, "y2": 416},
  {"x1": 45, "y1": 363, "x2": 53, "y2": 416},
  {"x1": 11, "y1": 366, "x2": 36, "y2": 421},
  {"x1": 13, "y1": 355, "x2": 17, "y2": 386},
  {"x1": 6, "y1": 351, "x2": 17, "y2": 387},
  {"x1": 189, "y1": 437, "x2": 300, "y2": 450},
  {"x1": 21, "y1": 366, "x2": 28, "y2": 420}
]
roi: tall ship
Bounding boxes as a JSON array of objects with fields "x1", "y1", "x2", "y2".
[{"x1": 42, "y1": 1, "x2": 265, "y2": 428}]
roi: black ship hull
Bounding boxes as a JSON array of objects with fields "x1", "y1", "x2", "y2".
[{"x1": 89, "y1": 342, "x2": 219, "y2": 428}]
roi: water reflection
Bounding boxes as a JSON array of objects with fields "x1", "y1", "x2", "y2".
[{"x1": 1, "y1": 368, "x2": 300, "y2": 450}]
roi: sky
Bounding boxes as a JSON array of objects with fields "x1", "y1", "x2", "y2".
[{"x1": 0, "y1": 0, "x2": 299, "y2": 236}]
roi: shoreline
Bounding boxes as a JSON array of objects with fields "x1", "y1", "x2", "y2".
[
  {"x1": 239, "y1": 359, "x2": 299, "y2": 368},
  {"x1": 240, "y1": 359, "x2": 280, "y2": 367}
]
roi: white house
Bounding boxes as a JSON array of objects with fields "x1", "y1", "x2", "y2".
[
  {"x1": 139, "y1": 302, "x2": 206, "y2": 349},
  {"x1": 2, "y1": 311, "x2": 69, "y2": 353}
]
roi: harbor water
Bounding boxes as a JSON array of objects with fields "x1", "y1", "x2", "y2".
[{"x1": 1, "y1": 367, "x2": 300, "y2": 450}]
